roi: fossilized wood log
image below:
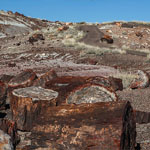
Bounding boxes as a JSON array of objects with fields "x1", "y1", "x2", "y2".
[
  {"x1": 0, "y1": 129, "x2": 14, "y2": 150},
  {"x1": 0, "y1": 81, "x2": 7, "y2": 109},
  {"x1": 21, "y1": 101, "x2": 136, "y2": 150},
  {"x1": 45, "y1": 76, "x2": 118, "y2": 105},
  {"x1": 8, "y1": 69, "x2": 37, "y2": 88},
  {"x1": 10, "y1": 86, "x2": 58, "y2": 131},
  {"x1": 66, "y1": 83, "x2": 118, "y2": 104},
  {"x1": 33, "y1": 69, "x2": 57, "y2": 87}
]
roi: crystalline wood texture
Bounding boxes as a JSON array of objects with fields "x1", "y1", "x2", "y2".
[
  {"x1": 10, "y1": 86, "x2": 58, "y2": 131},
  {"x1": 22, "y1": 101, "x2": 136, "y2": 150}
]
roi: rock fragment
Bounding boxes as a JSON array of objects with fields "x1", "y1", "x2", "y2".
[
  {"x1": 58, "y1": 26, "x2": 69, "y2": 31},
  {"x1": 101, "y1": 34, "x2": 113, "y2": 44},
  {"x1": 0, "y1": 129, "x2": 13, "y2": 150},
  {"x1": 0, "y1": 116, "x2": 19, "y2": 146},
  {"x1": 28, "y1": 33, "x2": 45, "y2": 45},
  {"x1": 130, "y1": 70, "x2": 149, "y2": 89}
]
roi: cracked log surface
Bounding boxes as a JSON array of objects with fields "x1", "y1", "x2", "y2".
[
  {"x1": 46, "y1": 76, "x2": 120, "y2": 105},
  {"x1": 17, "y1": 101, "x2": 136, "y2": 150},
  {"x1": 10, "y1": 86, "x2": 58, "y2": 130}
]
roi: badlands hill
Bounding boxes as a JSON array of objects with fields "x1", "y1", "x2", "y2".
[{"x1": 0, "y1": 10, "x2": 150, "y2": 149}]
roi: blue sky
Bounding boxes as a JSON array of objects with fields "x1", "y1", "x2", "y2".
[{"x1": 0, "y1": 0, "x2": 150, "y2": 23}]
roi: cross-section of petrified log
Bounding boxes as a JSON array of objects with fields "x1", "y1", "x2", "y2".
[
  {"x1": 0, "y1": 81, "x2": 7, "y2": 109},
  {"x1": 0, "y1": 129, "x2": 14, "y2": 150},
  {"x1": 8, "y1": 69, "x2": 37, "y2": 88},
  {"x1": 10, "y1": 86, "x2": 58, "y2": 130},
  {"x1": 46, "y1": 76, "x2": 119, "y2": 105},
  {"x1": 66, "y1": 83, "x2": 117, "y2": 104},
  {"x1": 22, "y1": 101, "x2": 136, "y2": 150},
  {"x1": 33, "y1": 69, "x2": 57, "y2": 87}
]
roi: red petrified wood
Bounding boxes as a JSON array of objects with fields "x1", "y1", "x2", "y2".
[{"x1": 20, "y1": 101, "x2": 136, "y2": 150}]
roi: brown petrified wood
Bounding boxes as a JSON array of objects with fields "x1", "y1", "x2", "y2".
[
  {"x1": 0, "y1": 80, "x2": 7, "y2": 109},
  {"x1": 33, "y1": 69, "x2": 57, "y2": 87},
  {"x1": 10, "y1": 86, "x2": 58, "y2": 131},
  {"x1": 19, "y1": 101, "x2": 136, "y2": 150},
  {"x1": 8, "y1": 69, "x2": 37, "y2": 88}
]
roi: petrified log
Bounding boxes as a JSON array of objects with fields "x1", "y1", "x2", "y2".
[
  {"x1": 10, "y1": 86, "x2": 58, "y2": 130},
  {"x1": 0, "y1": 129, "x2": 14, "y2": 150},
  {"x1": 33, "y1": 69, "x2": 57, "y2": 87},
  {"x1": 66, "y1": 83, "x2": 117, "y2": 104},
  {"x1": 0, "y1": 81, "x2": 7, "y2": 109},
  {"x1": 46, "y1": 77, "x2": 118, "y2": 105},
  {"x1": 22, "y1": 101, "x2": 136, "y2": 150},
  {"x1": 8, "y1": 69, "x2": 37, "y2": 88}
]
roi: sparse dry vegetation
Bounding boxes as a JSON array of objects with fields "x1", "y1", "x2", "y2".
[{"x1": 112, "y1": 71, "x2": 138, "y2": 88}]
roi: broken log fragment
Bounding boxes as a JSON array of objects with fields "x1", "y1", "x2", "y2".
[
  {"x1": 10, "y1": 86, "x2": 58, "y2": 131},
  {"x1": 66, "y1": 83, "x2": 118, "y2": 104},
  {"x1": 33, "y1": 69, "x2": 57, "y2": 87},
  {"x1": 130, "y1": 70, "x2": 149, "y2": 89},
  {"x1": 8, "y1": 69, "x2": 37, "y2": 88},
  {"x1": 23, "y1": 101, "x2": 136, "y2": 150}
]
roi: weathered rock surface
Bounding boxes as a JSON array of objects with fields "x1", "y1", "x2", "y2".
[
  {"x1": 18, "y1": 101, "x2": 136, "y2": 150},
  {"x1": 10, "y1": 86, "x2": 58, "y2": 130},
  {"x1": 0, "y1": 129, "x2": 14, "y2": 150}
]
